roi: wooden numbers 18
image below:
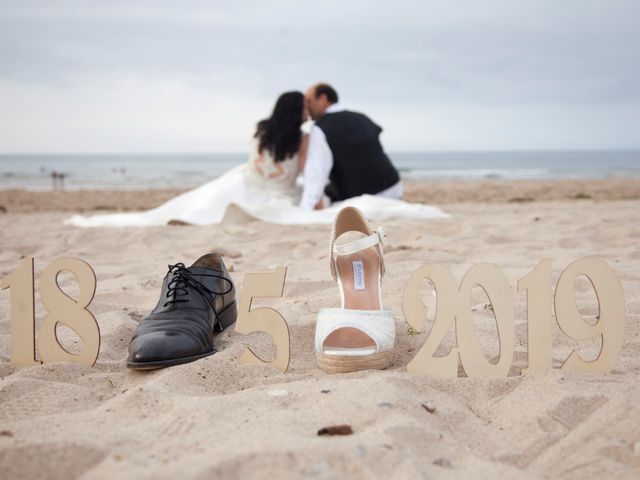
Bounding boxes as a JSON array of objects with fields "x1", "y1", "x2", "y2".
[
  {"x1": 404, "y1": 257, "x2": 625, "y2": 377},
  {"x1": 0, "y1": 257, "x2": 100, "y2": 366}
]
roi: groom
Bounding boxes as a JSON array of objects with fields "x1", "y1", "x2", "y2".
[{"x1": 300, "y1": 83, "x2": 403, "y2": 210}]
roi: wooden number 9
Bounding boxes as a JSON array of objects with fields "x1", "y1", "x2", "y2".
[
  {"x1": 37, "y1": 258, "x2": 100, "y2": 366},
  {"x1": 555, "y1": 257, "x2": 625, "y2": 373}
]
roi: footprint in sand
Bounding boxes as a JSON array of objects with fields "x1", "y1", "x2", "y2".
[
  {"x1": 0, "y1": 444, "x2": 107, "y2": 480},
  {"x1": 548, "y1": 395, "x2": 608, "y2": 430}
]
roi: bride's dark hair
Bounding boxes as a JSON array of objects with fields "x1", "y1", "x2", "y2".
[{"x1": 255, "y1": 91, "x2": 304, "y2": 162}]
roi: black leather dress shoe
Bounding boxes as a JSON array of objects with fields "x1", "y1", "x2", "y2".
[{"x1": 127, "y1": 253, "x2": 236, "y2": 369}]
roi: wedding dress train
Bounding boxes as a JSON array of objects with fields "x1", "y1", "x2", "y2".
[{"x1": 67, "y1": 144, "x2": 449, "y2": 227}]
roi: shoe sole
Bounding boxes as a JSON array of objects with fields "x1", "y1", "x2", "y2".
[
  {"x1": 316, "y1": 350, "x2": 394, "y2": 373},
  {"x1": 126, "y1": 301, "x2": 238, "y2": 370}
]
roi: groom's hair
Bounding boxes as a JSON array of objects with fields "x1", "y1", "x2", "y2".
[{"x1": 314, "y1": 83, "x2": 338, "y2": 104}]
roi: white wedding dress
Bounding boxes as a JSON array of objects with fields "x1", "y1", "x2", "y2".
[{"x1": 67, "y1": 141, "x2": 449, "y2": 227}]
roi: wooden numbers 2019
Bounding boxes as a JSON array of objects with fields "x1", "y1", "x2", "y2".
[
  {"x1": 0, "y1": 257, "x2": 100, "y2": 366},
  {"x1": 404, "y1": 257, "x2": 625, "y2": 377}
]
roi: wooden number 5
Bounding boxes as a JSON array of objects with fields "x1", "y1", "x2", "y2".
[{"x1": 235, "y1": 266, "x2": 290, "y2": 373}]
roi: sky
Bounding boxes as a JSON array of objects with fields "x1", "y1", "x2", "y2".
[{"x1": 0, "y1": 0, "x2": 639, "y2": 153}]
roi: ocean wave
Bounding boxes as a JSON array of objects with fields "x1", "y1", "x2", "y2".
[{"x1": 400, "y1": 168, "x2": 552, "y2": 180}]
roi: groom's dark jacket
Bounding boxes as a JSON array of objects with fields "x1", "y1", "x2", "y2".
[{"x1": 315, "y1": 110, "x2": 400, "y2": 202}]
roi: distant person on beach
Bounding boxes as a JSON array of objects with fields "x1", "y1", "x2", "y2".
[
  {"x1": 51, "y1": 171, "x2": 65, "y2": 190},
  {"x1": 300, "y1": 83, "x2": 402, "y2": 210}
]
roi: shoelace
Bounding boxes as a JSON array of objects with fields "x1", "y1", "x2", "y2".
[{"x1": 163, "y1": 263, "x2": 234, "y2": 331}]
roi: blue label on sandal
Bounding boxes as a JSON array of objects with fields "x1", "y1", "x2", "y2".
[{"x1": 353, "y1": 261, "x2": 365, "y2": 290}]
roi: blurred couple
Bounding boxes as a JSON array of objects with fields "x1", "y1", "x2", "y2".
[{"x1": 68, "y1": 83, "x2": 447, "y2": 227}]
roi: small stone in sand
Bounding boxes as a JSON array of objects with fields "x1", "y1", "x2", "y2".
[
  {"x1": 421, "y1": 403, "x2": 436, "y2": 413},
  {"x1": 317, "y1": 425, "x2": 353, "y2": 436},
  {"x1": 433, "y1": 457, "x2": 452, "y2": 468}
]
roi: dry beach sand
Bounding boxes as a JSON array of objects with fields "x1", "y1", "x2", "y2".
[{"x1": 1, "y1": 179, "x2": 639, "y2": 479}]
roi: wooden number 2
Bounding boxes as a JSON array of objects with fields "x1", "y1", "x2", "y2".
[
  {"x1": 235, "y1": 266, "x2": 290, "y2": 373},
  {"x1": 0, "y1": 257, "x2": 100, "y2": 366},
  {"x1": 404, "y1": 263, "x2": 514, "y2": 377},
  {"x1": 403, "y1": 264, "x2": 459, "y2": 377}
]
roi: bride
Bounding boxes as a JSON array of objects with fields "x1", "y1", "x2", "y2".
[{"x1": 67, "y1": 92, "x2": 448, "y2": 227}]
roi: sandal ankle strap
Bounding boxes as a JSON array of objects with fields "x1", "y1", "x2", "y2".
[
  {"x1": 329, "y1": 207, "x2": 386, "y2": 281},
  {"x1": 332, "y1": 227, "x2": 386, "y2": 256}
]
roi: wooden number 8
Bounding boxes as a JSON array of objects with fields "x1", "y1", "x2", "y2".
[
  {"x1": 37, "y1": 258, "x2": 100, "y2": 366},
  {"x1": 555, "y1": 257, "x2": 625, "y2": 373}
]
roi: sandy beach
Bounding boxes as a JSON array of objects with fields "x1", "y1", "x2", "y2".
[{"x1": 1, "y1": 179, "x2": 639, "y2": 479}]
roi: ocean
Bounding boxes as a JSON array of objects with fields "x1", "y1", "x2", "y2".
[{"x1": 1, "y1": 150, "x2": 639, "y2": 190}]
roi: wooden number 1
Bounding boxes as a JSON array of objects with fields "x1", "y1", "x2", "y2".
[
  {"x1": 517, "y1": 258, "x2": 553, "y2": 373},
  {"x1": 235, "y1": 266, "x2": 290, "y2": 373},
  {"x1": 0, "y1": 257, "x2": 39, "y2": 366}
]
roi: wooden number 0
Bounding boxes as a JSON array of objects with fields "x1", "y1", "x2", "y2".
[
  {"x1": 457, "y1": 264, "x2": 514, "y2": 377},
  {"x1": 404, "y1": 263, "x2": 514, "y2": 377},
  {"x1": 235, "y1": 266, "x2": 290, "y2": 373}
]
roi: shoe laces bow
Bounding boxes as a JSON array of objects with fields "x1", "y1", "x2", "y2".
[{"x1": 163, "y1": 263, "x2": 234, "y2": 331}]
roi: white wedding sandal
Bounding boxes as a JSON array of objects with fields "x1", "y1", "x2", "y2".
[{"x1": 315, "y1": 206, "x2": 395, "y2": 373}]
